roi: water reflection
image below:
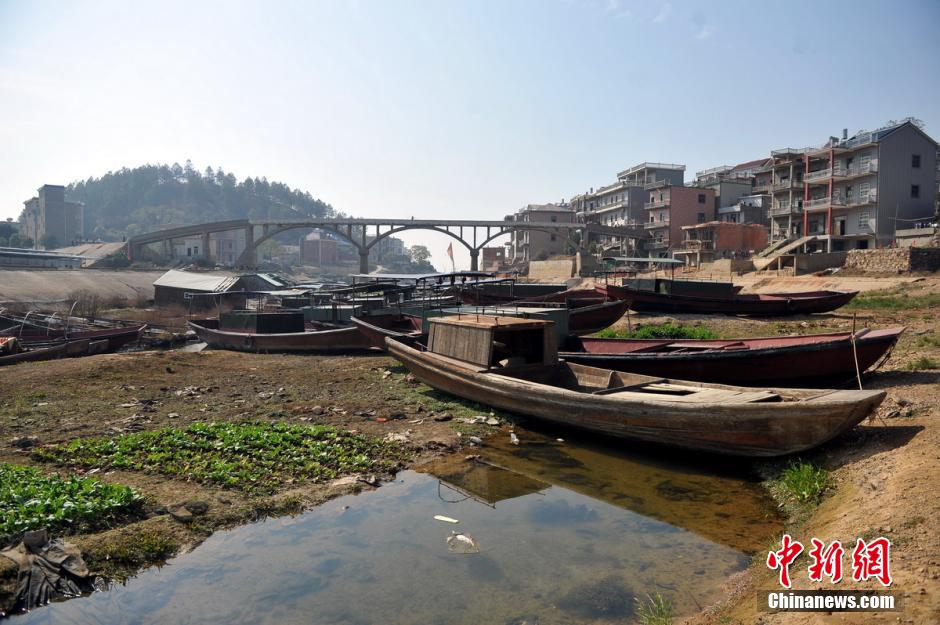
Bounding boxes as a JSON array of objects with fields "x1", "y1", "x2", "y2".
[{"x1": 12, "y1": 429, "x2": 781, "y2": 625}]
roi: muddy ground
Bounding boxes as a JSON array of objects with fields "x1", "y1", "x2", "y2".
[{"x1": 1, "y1": 273, "x2": 938, "y2": 623}]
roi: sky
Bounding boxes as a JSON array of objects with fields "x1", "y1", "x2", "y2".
[{"x1": 1, "y1": 0, "x2": 939, "y2": 269}]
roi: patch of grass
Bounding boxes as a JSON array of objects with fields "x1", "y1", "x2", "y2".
[
  {"x1": 0, "y1": 463, "x2": 143, "y2": 541},
  {"x1": 595, "y1": 323, "x2": 717, "y2": 340},
  {"x1": 83, "y1": 527, "x2": 179, "y2": 574},
  {"x1": 915, "y1": 333, "x2": 940, "y2": 348},
  {"x1": 906, "y1": 356, "x2": 939, "y2": 370},
  {"x1": 777, "y1": 461, "x2": 830, "y2": 504},
  {"x1": 33, "y1": 421, "x2": 406, "y2": 494},
  {"x1": 843, "y1": 290, "x2": 940, "y2": 311},
  {"x1": 635, "y1": 592, "x2": 673, "y2": 625}
]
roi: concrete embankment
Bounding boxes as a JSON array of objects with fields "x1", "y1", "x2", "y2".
[{"x1": 0, "y1": 269, "x2": 163, "y2": 305}]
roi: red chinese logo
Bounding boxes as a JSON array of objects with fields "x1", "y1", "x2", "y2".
[
  {"x1": 851, "y1": 537, "x2": 892, "y2": 586},
  {"x1": 767, "y1": 535, "x2": 893, "y2": 588},
  {"x1": 766, "y1": 533, "x2": 804, "y2": 588},
  {"x1": 807, "y1": 538, "x2": 844, "y2": 583}
]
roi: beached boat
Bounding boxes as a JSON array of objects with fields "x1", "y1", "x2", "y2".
[
  {"x1": 189, "y1": 318, "x2": 373, "y2": 353},
  {"x1": 0, "y1": 311, "x2": 146, "y2": 350},
  {"x1": 188, "y1": 312, "x2": 373, "y2": 353},
  {"x1": 561, "y1": 327, "x2": 904, "y2": 386},
  {"x1": 565, "y1": 297, "x2": 631, "y2": 335},
  {"x1": 0, "y1": 337, "x2": 106, "y2": 367},
  {"x1": 604, "y1": 282, "x2": 857, "y2": 316},
  {"x1": 350, "y1": 312, "x2": 425, "y2": 349},
  {"x1": 458, "y1": 286, "x2": 605, "y2": 307},
  {"x1": 386, "y1": 315, "x2": 885, "y2": 456}
]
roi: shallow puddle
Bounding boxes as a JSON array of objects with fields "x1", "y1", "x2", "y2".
[{"x1": 14, "y1": 430, "x2": 781, "y2": 624}]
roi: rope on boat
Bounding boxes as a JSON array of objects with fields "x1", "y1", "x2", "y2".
[{"x1": 850, "y1": 313, "x2": 863, "y2": 391}]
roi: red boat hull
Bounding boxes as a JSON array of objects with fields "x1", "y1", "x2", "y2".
[
  {"x1": 350, "y1": 313, "x2": 424, "y2": 349},
  {"x1": 561, "y1": 327, "x2": 903, "y2": 386}
]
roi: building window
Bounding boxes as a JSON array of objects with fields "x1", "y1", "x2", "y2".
[
  {"x1": 911, "y1": 185, "x2": 920, "y2": 199},
  {"x1": 858, "y1": 211, "x2": 870, "y2": 230},
  {"x1": 698, "y1": 194, "x2": 706, "y2": 204},
  {"x1": 697, "y1": 212, "x2": 706, "y2": 223},
  {"x1": 912, "y1": 154, "x2": 921, "y2": 168},
  {"x1": 550, "y1": 215, "x2": 557, "y2": 222},
  {"x1": 550, "y1": 234, "x2": 556, "y2": 242}
]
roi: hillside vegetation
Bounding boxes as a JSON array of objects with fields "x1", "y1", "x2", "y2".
[{"x1": 59, "y1": 162, "x2": 334, "y2": 242}]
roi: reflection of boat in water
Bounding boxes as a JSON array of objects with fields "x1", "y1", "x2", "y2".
[{"x1": 418, "y1": 431, "x2": 781, "y2": 554}]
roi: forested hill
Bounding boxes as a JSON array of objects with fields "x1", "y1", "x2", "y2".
[{"x1": 60, "y1": 162, "x2": 334, "y2": 241}]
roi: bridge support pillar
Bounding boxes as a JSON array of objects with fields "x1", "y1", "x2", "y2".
[
  {"x1": 242, "y1": 226, "x2": 256, "y2": 268},
  {"x1": 359, "y1": 250, "x2": 370, "y2": 274},
  {"x1": 469, "y1": 249, "x2": 479, "y2": 272},
  {"x1": 201, "y1": 232, "x2": 211, "y2": 262}
]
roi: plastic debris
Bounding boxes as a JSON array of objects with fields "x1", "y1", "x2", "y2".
[
  {"x1": 0, "y1": 530, "x2": 92, "y2": 613},
  {"x1": 556, "y1": 438, "x2": 565, "y2": 443},
  {"x1": 434, "y1": 515, "x2": 460, "y2": 524},
  {"x1": 485, "y1": 417, "x2": 500, "y2": 426},
  {"x1": 510, "y1": 432, "x2": 520, "y2": 445},
  {"x1": 447, "y1": 532, "x2": 480, "y2": 554}
]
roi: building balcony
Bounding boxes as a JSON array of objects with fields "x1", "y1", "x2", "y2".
[
  {"x1": 644, "y1": 220, "x2": 670, "y2": 229},
  {"x1": 680, "y1": 239, "x2": 714, "y2": 250},
  {"x1": 772, "y1": 179, "x2": 802, "y2": 191},
  {"x1": 644, "y1": 200, "x2": 670, "y2": 209},
  {"x1": 840, "y1": 160, "x2": 879, "y2": 180},
  {"x1": 647, "y1": 238, "x2": 671, "y2": 249},
  {"x1": 804, "y1": 191, "x2": 878, "y2": 212},
  {"x1": 770, "y1": 201, "x2": 800, "y2": 216},
  {"x1": 804, "y1": 169, "x2": 833, "y2": 183},
  {"x1": 644, "y1": 179, "x2": 671, "y2": 191}
]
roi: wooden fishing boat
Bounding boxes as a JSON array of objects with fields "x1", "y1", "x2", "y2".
[
  {"x1": 561, "y1": 327, "x2": 904, "y2": 386},
  {"x1": 350, "y1": 312, "x2": 425, "y2": 349},
  {"x1": 458, "y1": 287, "x2": 605, "y2": 307},
  {"x1": 0, "y1": 311, "x2": 146, "y2": 350},
  {"x1": 605, "y1": 283, "x2": 857, "y2": 316},
  {"x1": 565, "y1": 298, "x2": 631, "y2": 335},
  {"x1": 0, "y1": 338, "x2": 103, "y2": 367},
  {"x1": 188, "y1": 317, "x2": 373, "y2": 353},
  {"x1": 386, "y1": 315, "x2": 885, "y2": 456}
]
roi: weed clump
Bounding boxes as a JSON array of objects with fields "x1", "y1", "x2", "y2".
[
  {"x1": 778, "y1": 461, "x2": 830, "y2": 504},
  {"x1": 595, "y1": 323, "x2": 717, "y2": 340}
]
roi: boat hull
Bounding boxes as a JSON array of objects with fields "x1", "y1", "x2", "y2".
[
  {"x1": 606, "y1": 284, "x2": 857, "y2": 316},
  {"x1": 350, "y1": 313, "x2": 424, "y2": 349},
  {"x1": 567, "y1": 298, "x2": 631, "y2": 335},
  {"x1": 188, "y1": 320, "x2": 373, "y2": 353},
  {"x1": 561, "y1": 328, "x2": 903, "y2": 386},
  {"x1": 387, "y1": 339, "x2": 885, "y2": 457}
]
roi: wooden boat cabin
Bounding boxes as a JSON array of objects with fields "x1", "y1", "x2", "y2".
[{"x1": 427, "y1": 315, "x2": 557, "y2": 370}]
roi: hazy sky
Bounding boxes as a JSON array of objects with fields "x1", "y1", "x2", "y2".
[{"x1": 2, "y1": 0, "x2": 939, "y2": 268}]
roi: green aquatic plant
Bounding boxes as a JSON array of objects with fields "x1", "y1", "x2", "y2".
[
  {"x1": 0, "y1": 463, "x2": 142, "y2": 540},
  {"x1": 635, "y1": 592, "x2": 674, "y2": 625},
  {"x1": 33, "y1": 421, "x2": 406, "y2": 494},
  {"x1": 778, "y1": 461, "x2": 830, "y2": 504},
  {"x1": 594, "y1": 323, "x2": 717, "y2": 340}
]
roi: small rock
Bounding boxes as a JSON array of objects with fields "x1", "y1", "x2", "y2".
[
  {"x1": 167, "y1": 412, "x2": 180, "y2": 419},
  {"x1": 415, "y1": 405, "x2": 426, "y2": 413},
  {"x1": 184, "y1": 500, "x2": 210, "y2": 516},
  {"x1": 510, "y1": 433, "x2": 520, "y2": 445},
  {"x1": 11, "y1": 436, "x2": 38, "y2": 449},
  {"x1": 896, "y1": 398, "x2": 912, "y2": 407},
  {"x1": 433, "y1": 413, "x2": 453, "y2": 422},
  {"x1": 468, "y1": 436, "x2": 483, "y2": 445},
  {"x1": 168, "y1": 505, "x2": 193, "y2": 523},
  {"x1": 405, "y1": 374, "x2": 416, "y2": 384},
  {"x1": 485, "y1": 418, "x2": 500, "y2": 426},
  {"x1": 311, "y1": 405, "x2": 324, "y2": 415}
]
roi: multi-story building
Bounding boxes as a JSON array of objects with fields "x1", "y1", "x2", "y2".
[
  {"x1": 801, "y1": 119, "x2": 938, "y2": 251},
  {"x1": 300, "y1": 232, "x2": 340, "y2": 266},
  {"x1": 20, "y1": 184, "x2": 84, "y2": 249},
  {"x1": 717, "y1": 194, "x2": 770, "y2": 226},
  {"x1": 571, "y1": 162, "x2": 686, "y2": 255},
  {"x1": 673, "y1": 221, "x2": 768, "y2": 267},
  {"x1": 505, "y1": 203, "x2": 575, "y2": 262},
  {"x1": 644, "y1": 185, "x2": 716, "y2": 257},
  {"x1": 481, "y1": 247, "x2": 506, "y2": 272},
  {"x1": 762, "y1": 148, "x2": 807, "y2": 242}
]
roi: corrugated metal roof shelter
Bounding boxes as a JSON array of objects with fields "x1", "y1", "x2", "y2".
[{"x1": 153, "y1": 270, "x2": 288, "y2": 308}]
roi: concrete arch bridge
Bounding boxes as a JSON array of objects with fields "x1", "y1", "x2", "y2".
[{"x1": 129, "y1": 218, "x2": 642, "y2": 272}]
